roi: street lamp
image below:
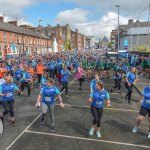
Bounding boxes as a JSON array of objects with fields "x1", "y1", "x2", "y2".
[
  {"x1": 39, "y1": 19, "x2": 42, "y2": 54},
  {"x1": 115, "y1": 5, "x2": 120, "y2": 52}
]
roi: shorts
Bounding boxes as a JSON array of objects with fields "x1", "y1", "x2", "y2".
[{"x1": 139, "y1": 106, "x2": 150, "y2": 117}]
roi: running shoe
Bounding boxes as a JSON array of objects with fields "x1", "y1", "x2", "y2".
[
  {"x1": 132, "y1": 126, "x2": 140, "y2": 133},
  {"x1": 89, "y1": 128, "x2": 94, "y2": 136},
  {"x1": 50, "y1": 126, "x2": 55, "y2": 132},
  {"x1": 66, "y1": 95, "x2": 69, "y2": 98},
  {"x1": 11, "y1": 120, "x2": 16, "y2": 126},
  {"x1": 96, "y1": 131, "x2": 101, "y2": 138},
  {"x1": 148, "y1": 132, "x2": 150, "y2": 139}
]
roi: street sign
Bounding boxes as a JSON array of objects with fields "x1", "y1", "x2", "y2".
[{"x1": 124, "y1": 39, "x2": 128, "y2": 50}]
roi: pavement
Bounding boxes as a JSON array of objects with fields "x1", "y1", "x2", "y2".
[{"x1": 0, "y1": 75, "x2": 150, "y2": 150}]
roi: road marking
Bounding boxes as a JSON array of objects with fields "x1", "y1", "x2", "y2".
[
  {"x1": 72, "y1": 82, "x2": 114, "y2": 85},
  {"x1": 6, "y1": 77, "x2": 77, "y2": 150},
  {"x1": 55, "y1": 104, "x2": 139, "y2": 113},
  {"x1": 25, "y1": 130, "x2": 150, "y2": 149}
]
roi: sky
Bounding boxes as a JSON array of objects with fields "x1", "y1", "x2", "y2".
[{"x1": 0, "y1": 0, "x2": 149, "y2": 39}]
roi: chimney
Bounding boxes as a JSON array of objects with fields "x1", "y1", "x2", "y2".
[
  {"x1": 19, "y1": 25, "x2": 30, "y2": 29},
  {"x1": 128, "y1": 19, "x2": 133, "y2": 25},
  {"x1": 0, "y1": 16, "x2": 4, "y2": 23},
  {"x1": 28, "y1": 27, "x2": 36, "y2": 33},
  {"x1": 8, "y1": 21, "x2": 17, "y2": 26}
]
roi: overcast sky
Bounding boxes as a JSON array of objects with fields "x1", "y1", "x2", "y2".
[{"x1": 0, "y1": 0, "x2": 149, "y2": 39}]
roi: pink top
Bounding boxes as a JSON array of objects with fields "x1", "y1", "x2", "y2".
[{"x1": 76, "y1": 67, "x2": 83, "y2": 79}]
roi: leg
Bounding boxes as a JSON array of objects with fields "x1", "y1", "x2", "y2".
[
  {"x1": 60, "y1": 82, "x2": 65, "y2": 92},
  {"x1": 25, "y1": 82, "x2": 31, "y2": 97},
  {"x1": 65, "y1": 82, "x2": 68, "y2": 95},
  {"x1": 41, "y1": 102, "x2": 48, "y2": 123},
  {"x1": 48, "y1": 105, "x2": 55, "y2": 127}
]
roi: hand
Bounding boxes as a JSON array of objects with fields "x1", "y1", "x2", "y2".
[
  {"x1": 35, "y1": 102, "x2": 39, "y2": 108},
  {"x1": 88, "y1": 98, "x2": 93, "y2": 103},
  {"x1": 60, "y1": 102, "x2": 64, "y2": 108},
  {"x1": 107, "y1": 103, "x2": 111, "y2": 107}
]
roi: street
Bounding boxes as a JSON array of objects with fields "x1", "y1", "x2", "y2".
[{"x1": 0, "y1": 75, "x2": 150, "y2": 150}]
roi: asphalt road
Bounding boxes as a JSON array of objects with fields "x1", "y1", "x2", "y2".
[{"x1": 0, "y1": 76, "x2": 150, "y2": 150}]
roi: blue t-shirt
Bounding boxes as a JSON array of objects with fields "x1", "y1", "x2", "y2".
[
  {"x1": 90, "y1": 89, "x2": 110, "y2": 108},
  {"x1": 61, "y1": 69, "x2": 71, "y2": 82},
  {"x1": 0, "y1": 83, "x2": 18, "y2": 101},
  {"x1": 141, "y1": 86, "x2": 150, "y2": 109},
  {"x1": 126, "y1": 72, "x2": 137, "y2": 84},
  {"x1": 15, "y1": 69, "x2": 22, "y2": 80},
  {"x1": 40, "y1": 85, "x2": 60, "y2": 106},
  {"x1": 21, "y1": 72, "x2": 32, "y2": 82}
]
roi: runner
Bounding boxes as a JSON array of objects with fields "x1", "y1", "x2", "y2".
[
  {"x1": 60, "y1": 65, "x2": 71, "y2": 97},
  {"x1": 0, "y1": 76, "x2": 20, "y2": 125},
  {"x1": 110, "y1": 65, "x2": 123, "y2": 93},
  {"x1": 124, "y1": 67, "x2": 138, "y2": 104},
  {"x1": 35, "y1": 78, "x2": 64, "y2": 132},
  {"x1": 20, "y1": 68, "x2": 32, "y2": 97},
  {"x1": 88, "y1": 81, "x2": 111, "y2": 138},
  {"x1": 132, "y1": 86, "x2": 150, "y2": 138},
  {"x1": 76, "y1": 63, "x2": 86, "y2": 90},
  {"x1": 90, "y1": 73, "x2": 102, "y2": 92}
]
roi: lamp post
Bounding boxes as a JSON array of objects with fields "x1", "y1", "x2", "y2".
[
  {"x1": 115, "y1": 5, "x2": 120, "y2": 52},
  {"x1": 39, "y1": 19, "x2": 42, "y2": 54}
]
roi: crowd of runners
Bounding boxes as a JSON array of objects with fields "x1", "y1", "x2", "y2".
[{"x1": 0, "y1": 50, "x2": 149, "y2": 139}]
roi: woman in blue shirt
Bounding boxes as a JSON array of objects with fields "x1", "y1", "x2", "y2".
[
  {"x1": 20, "y1": 68, "x2": 32, "y2": 97},
  {"x1": 88, "y1": 81, "x2": 111, "y2": 138},
  {"x1": 0, "y1": 76, "x2": 19, "y2": 126},
  {"x1": 35, "y1": 78, "x2": 64, "y2": 132},
  {"x1": 125, "y1": 67, "x2": 137, "y2": 104},
  {"x1": 90, "y1": 73, "x2": 102, "y2": 93},
  {"x1": 132, "y1": 86, "x2": 150, "y2": 139},
  {"x1": 60, "y1": 66, "x2": 71, "y2": 97}
]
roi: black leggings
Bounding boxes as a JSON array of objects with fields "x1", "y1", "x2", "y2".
[
  {"x1": 125, "y1": 82, "x2": 133, "y2": 102},
  {"x1": 2, "y1": 101, "x2": 14, "y2": 117},
  {"x1": 91, "y1": 105, "x2": 103, "y2": 127},
  {"x1": 37, "y1": 74, "x2": 42, "y2": 83},
  {"x1": 21, "y1": 82, "x2": 31, "y2": 96},
  {"x1": 49, "y1": 69, "x2": 55, "y2": 79},
  {"x1": 113, "y1": 79, "x2": 121, "y2": 90},
  {"x1": 79, "y1": 78, "x2": 85, "y2": 88},
  {"x1": 60, "y1": 82, "x2": 68, "y2": 95}
]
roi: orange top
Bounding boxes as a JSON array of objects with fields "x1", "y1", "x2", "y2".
[
  {"x1": 0, "y1": 70, "x2": 2, "y2": 78},
  {"x1": 29, "y1": 68, "x2": 34, "y2": 76},
  {"x1": 1, "y1": 68, "x2": 7, "y2": 74},
  {"x1": 36, "y1": 65, "x2": 45, "y2": 75}
]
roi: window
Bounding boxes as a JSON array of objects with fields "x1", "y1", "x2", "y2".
[
  {"x1": 14, "y1": 34, "x2": 17, "y2": 43},
  {"x1": 10, "y1": 33, "x2": 12, "y2": 42},
  {"x1": 3, "y1": 32, "x2": 6, "y2": 42}
]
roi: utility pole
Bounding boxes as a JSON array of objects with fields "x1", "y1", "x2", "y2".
[{"x1": 115, "y1": 5, "x2": 120, "y2": 52}]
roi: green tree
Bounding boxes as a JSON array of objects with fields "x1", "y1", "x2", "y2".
[{"x1": 64, "y1": 40, "x2": 71, "y2": 51}]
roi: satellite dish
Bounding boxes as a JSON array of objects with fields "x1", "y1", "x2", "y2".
[{"x1": 0, "y1": 119, "x2": 3, "y2": 139}]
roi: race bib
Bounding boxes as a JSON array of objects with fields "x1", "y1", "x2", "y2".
[
  {"x1": 45, "y1": 96, "x2": 51, "y2": 102},
  {"x1": 6, "y1": 92, "x2": 13, "y2": 97}
]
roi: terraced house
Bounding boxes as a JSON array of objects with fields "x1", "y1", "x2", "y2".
[{"x1": 0, "y1": 16, "x2": 52, "y2": 58}]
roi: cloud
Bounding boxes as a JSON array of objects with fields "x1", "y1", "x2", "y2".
[
  {"x1": 56, "y1": 8, "x2": 90, "y2": 25},
  {"x1": 0, "y1": 0, "x2": 46, "y2": 18},
  {"x1": 63, "y1": 0, "x2": 148, "y2": 18},
  {"x1": 56, "y1": 9, "x2": 133, "y2": 39}
]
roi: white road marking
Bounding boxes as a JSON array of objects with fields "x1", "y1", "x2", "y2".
[
  {"x1": 6, "y1": 77, "x2": 77, "y2": 150},
  {"x1": 55, "y1": 104, "x2": 139, "y2": 113},
  {"x1": 25, "y1": 130, "x2": 150, "y2": 149}
]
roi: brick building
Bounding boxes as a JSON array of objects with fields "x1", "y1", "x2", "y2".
[
  {"x1": 37, "y1": 24, "x2": 86, "y2": 51},
  {"x1": 0, "y1": 16, "x2": 51, "y2": 57}
]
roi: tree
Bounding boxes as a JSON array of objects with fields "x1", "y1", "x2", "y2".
[
  {"x1": 108, "y1": 42, "x2": 113, "y2": 48},
  {"x1": 64, "y1": 40, "x2": 71, "y2": 51}
]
